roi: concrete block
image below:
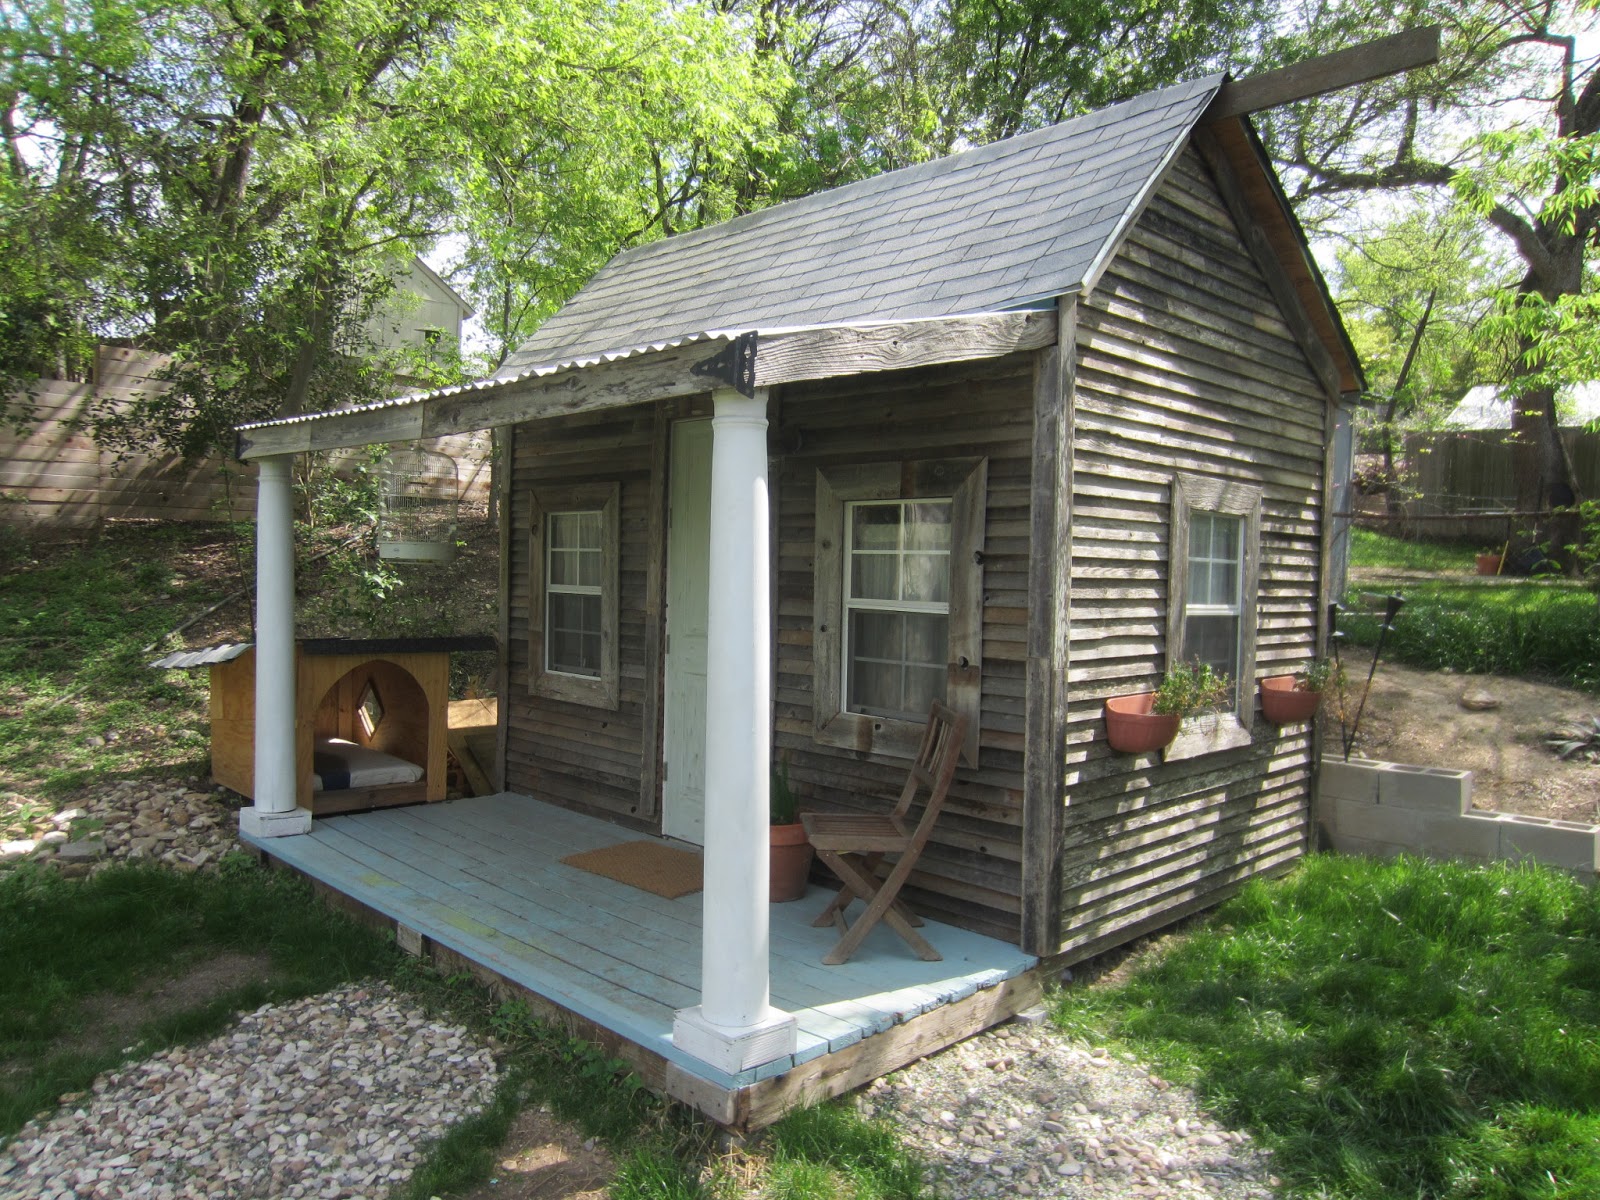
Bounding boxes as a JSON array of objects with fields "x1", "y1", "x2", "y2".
[
  {"x1": 1319, "y1": 758, "x2": 1380, "y2": 803},
  {"x1": 1376, "y1": 762, "x2": 1472, "y2": 816},
  {"x1": 1418, "y1": 812, "x2": 1501, "y2": 863},
  {"x1": 1335, "y1": 796, "x2": 1423, "y2": 848},
  {"x1": 1499, "y1": 818, "x2": 1600, "y2": 873}
]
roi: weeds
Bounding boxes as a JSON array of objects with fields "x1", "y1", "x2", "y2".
[{"x1": 1052, "y1": 854, "x2": 1600, "y2": 1200}]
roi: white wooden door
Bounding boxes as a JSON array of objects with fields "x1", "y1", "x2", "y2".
[{"x1": 663, "y1": 418, "x2": 712, "y2": 844}]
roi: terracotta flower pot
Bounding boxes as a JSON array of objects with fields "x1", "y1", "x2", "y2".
[
  {"x1": 1260, "y1": 674, "x2": 1323, "y2": 725},
  {"x1": 1475, "y1": 553, "x2": 1503, "y2": 576},
  {"x1": 1103, "y1": 692, "x2": 1182, "y2": 753},
  {"x1": 769, "y1": 822, "x2": 814, "y2": 902}
]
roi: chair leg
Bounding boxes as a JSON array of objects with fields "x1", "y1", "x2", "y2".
[
  {"x1": 813, "y1": 848, "x2": 941, "y2": 965},
  {"x1": 811, "y1": 852, "x2": 923, "y2": 927}
]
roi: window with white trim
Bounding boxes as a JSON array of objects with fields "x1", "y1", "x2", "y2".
[
  {"x1": 1166, "y1": 473, "x2": 1262, "y2": 758},
  {"x1": 545, "y1": 510, "x2": 604, "y2": 677},
  {"x1": 814, "y1": 458, "x2": 985, "y2": 765},
  {"x1": 529, "y1": 483, "x2": 619, "y2": 708},
  {"x1": 843, "y1": 499, "x2": 952, "y2": 721}
]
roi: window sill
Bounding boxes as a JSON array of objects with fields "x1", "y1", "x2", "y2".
[{"x1": 1163, "y1": 713, "x2": 1252, "y2": 761}]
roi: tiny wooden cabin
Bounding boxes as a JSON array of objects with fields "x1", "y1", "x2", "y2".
[{"x1": 229, "y1": 57, "x2": 1410, "y2": 1121}]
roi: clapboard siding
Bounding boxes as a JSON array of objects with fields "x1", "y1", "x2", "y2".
[
  {"x1": 1055, "y1": 148, "x2": 1328, "y2": 956},
  {"x1": 774, "y1": 355, "x2": 1035, "y2": 944},
  {"x1": 503, "y1": 405, "x2": 657, "y2": 825}
]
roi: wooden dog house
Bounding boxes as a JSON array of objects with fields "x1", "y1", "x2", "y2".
[{"x1": 155, "y1": 636, "x2": 492, "y2": 815}]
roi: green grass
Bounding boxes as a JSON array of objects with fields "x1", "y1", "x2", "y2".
[
  {"x1": 1341, "y1": 579, "x2": 1600, "y2": 690},
  {"x1": 759, "y1": 1103, "x2": 930, "y2": 1199},
  {"x1": 0, "y1": 525, "x2": 223, "y2": 801},
  {"x1": 1350, "y1": 529, "x2": 1480, "y2": 574},
  {"x1": 0, "y1": 857, "x2": 401, "y2": 1137},
  {"x1": 1052, "y1": 854, "x2": 1600, "y2": 1200}
]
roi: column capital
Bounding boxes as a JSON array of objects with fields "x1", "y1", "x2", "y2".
[{"x1": 711, "y1": 387, "x2": 769, "y2": 426}]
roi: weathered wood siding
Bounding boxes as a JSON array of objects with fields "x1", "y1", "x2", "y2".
[
  {"x1": 775, "y1": 357, "x2": 1035, "y2": 943},
  {"x1": 502, "y1": 406, "x2": 659, "y2": 824},
  {"x1": 1057, "y1": 148, "x2": 1330, "y2": 959}
]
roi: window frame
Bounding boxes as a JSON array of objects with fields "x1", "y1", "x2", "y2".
[
  {"x1": 814, "y1": 458, "x2": 985, "y2": 766},
  {"x1": 1166, "y1": 473, "x2": 1262, "y2": 760},
  {"x1": 528, "y1": 482, "x2": 620, "y2": 709}
]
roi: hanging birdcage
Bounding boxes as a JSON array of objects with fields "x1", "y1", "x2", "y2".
[{"x1": 377, "y1": 442, "x2": 459, "y2": 563}]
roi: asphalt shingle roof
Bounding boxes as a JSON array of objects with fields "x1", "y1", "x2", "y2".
[{"x1": 502, "y1": 76, "x2": 1223, "y2": 373}]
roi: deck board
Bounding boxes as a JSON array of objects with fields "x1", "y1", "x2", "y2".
[{"x1": 242, "y1": 792, "x2": 1035, "y2": 1091}]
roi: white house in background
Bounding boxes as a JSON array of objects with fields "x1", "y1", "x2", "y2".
[
  {"x1": 1445, "y1": 382, "x2": 1600, "y2": 430},
  {"x1": 363, "y1": 257, "x2": 474, "y2": 356}
]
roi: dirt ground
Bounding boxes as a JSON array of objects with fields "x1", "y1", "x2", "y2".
[
  {"x1": 450, "y1": 1108, "x2": 615, "y2": 1200},
  {"x1": 1340, "y1": 650, "x2": 1600, "y2": 825}
]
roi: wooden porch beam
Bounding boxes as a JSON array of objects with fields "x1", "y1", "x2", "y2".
[
  {"x1": 1205, "y1": 26, "x2": 1441, "y2": 121},
  {"x1": 753, "y1": 310, "x2": 1057, "y2": 387},
  {"x1": 235, "y1": 310, "x2": 1058, "y2": 461}
]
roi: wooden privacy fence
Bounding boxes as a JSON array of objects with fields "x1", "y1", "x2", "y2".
[
  {"x1": 2, "y1": 348, "x2": 490, "y2": 531},
  {"x1": 1398, "y1": 427, "x2": 1600, "y2": 542}
]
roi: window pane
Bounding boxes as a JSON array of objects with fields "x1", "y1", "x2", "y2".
[
  {"x1": 577, "y1": 547, "x2": 602, "y2": 588},
  {"x1": 577, "y1": 511, "x2": 602, "y2": 548},
  {"x1": 902, "y1": 554, "x2": 949, "y2": 602},
  {"x1": 904, "y1": 504, "x2": 951, "y2": 550},
  {"x1": 548, "y1": 512, "x2": 580, "y2": 550},
  {"x1": 1185, "y1": 613, "x2": 1238, "y2": 682},
  {"x1": 1213, "y1": 560, "x2": 1237, "y2": 606},
  {"x1": 549, "y1": 593, "x2": 602, "y2": 676},
  {"x1": 904, "y1": 664, "x2": 945, "y2": 717},
  {"x1": 903, "y1": 613, "x2": 948, "y2": 669},
  {"x1": 850, "y1": 609, "x2": 902, "y2": 661},
  {"x1": 852, "y1": 504, "x2": 901, "y2": 550},
  {"x1": 1213, "y1": 514, "x2": 1239, "y2": 559},
  {"x1": 848, "y1": 659, "x2": 900, "y2": 716},
  {"x1": 851, "y1": 553, "x2": 899, "y2": 601}
]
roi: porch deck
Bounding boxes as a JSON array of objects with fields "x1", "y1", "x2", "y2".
[{"x1": 241, "y1": 792, "x2": 1038, "y2": 1123}]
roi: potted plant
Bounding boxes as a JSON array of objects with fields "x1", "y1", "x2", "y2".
[
  {"x1": 769, "y1": 758, "x2": 813, "y2": 902},
  {"x1": 1104, "y1": 662, "x2": 1231, "y2": 753},
  {"x1": 1259, "y1": 658, "x2": 1341, "y2": 725},
  {"x1": 1475, "y1": 549, "x2": 1504, "y2": 576}
]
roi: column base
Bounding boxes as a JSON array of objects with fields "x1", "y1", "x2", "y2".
[
  {"x1": 239, "y1": 806, "x2": 313, "y2": 839},
  {"x1": 672, "y1": 1005, "x2": 797, "y2": 1073}
]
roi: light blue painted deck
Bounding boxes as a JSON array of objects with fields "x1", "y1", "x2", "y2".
[{"x1": 241, "y1": 793, "x2": 1036, "y2": 1091}]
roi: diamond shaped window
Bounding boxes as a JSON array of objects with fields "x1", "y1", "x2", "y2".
[{"x1": 358, "y1": 682, "x2": 385, "y2": 738}]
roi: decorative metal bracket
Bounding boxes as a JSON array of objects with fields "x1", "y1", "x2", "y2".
[{"x1": 691, "y1": 331, "x2": 759, "y2": 398}]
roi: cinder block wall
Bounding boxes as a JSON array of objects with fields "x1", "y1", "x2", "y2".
[{"x1": 1317, "y1": 757, "x2": 1599, "y2": 882}]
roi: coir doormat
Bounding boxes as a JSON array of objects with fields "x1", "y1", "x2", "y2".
[{"x1": 559, "y1": 840, "x2": 704, "y2": 900}]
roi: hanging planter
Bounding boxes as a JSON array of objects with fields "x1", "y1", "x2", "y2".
[
  {"x1": 377, "y1": 443, "x2": 460, "y2": 563},
  {"x1": 1259, "y1": 675, "x2": 1324, "y2": 724}
]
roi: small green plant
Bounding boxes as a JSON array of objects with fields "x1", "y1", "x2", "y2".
[
  {"x1": 771, "y1": 756, "x2": 799, "y2": 825},
  {"x1": 1296, "y1": 658, "x2": 1343, "y2": 693},
  {"x1": 1151, "y1": 661, "x2": 1230, "y2": 716},
  {"x1": 1546, "y1": 716, "x2": 1600, "y2": 763}
]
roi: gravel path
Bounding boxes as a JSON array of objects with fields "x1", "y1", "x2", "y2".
[
  {"x1": 0, "y1": 983, "x2": 497, "y2": 1200},
  {"x1": 865, "y1": 1018, "x2": 1278, "y2": 1200}
]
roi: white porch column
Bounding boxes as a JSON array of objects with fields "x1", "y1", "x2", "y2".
[
  {"x1": 672, "y1": 387, "x2": 797, "y2": 1073},
  {"x1": 240, "y1": 454, "x2": 312, "y2": 839}
]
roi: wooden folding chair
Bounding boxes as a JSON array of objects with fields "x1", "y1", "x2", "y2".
[{"x1": 800, "y1": 702, "x2": 969, "y2": 965}]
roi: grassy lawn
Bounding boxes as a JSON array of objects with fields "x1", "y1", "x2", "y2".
[
  {"x1": 0, "y1": 857, "x2": 402, "y2": 1137},
  {"x1": 1350, "y1": 528, "x2": 1480, "y2": 575},
  {"x1": 1053, "y1": 854, "x2": 1600, "y2": 1200},
  {"x1": 0, "y1": 524, "x2": 227, "y2": 810},
  {"x1": 1341, "y1": 528, "x2": 1600, "y2": 691}
]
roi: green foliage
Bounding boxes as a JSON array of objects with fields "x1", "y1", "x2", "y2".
[
  {"x1": 1152, "y1": 661, "x2": 1231, "y2": 716},
  {"x1": 771, "y1": 756, "x2": 799, "y2": 825},
  {"x1": 1296, "y1": 658, "x2": 1343, "y2": 693},
  {"x1": 1340, "y1": 579, "x2": 1600, "y2": 690},
  {"x1": 1051, "y1": 854, "x2": 1600, "y2": 1200},
  {"x1": 0, "y1": 861, "x2": 400, "y2": 1136}
]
